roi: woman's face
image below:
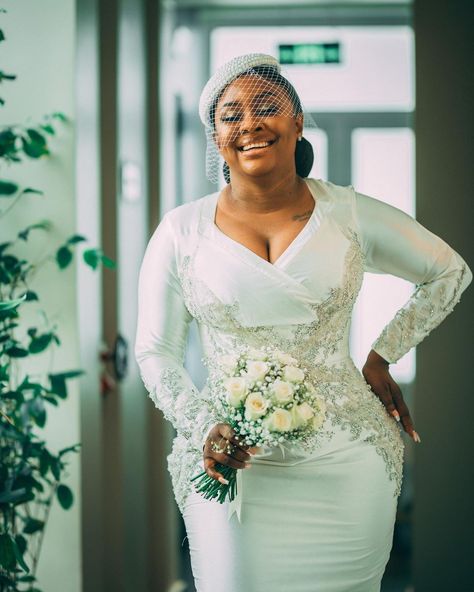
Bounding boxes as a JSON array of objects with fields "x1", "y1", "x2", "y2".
[{"x1": 213, "y1": 75, "x2": 303, "y2": 181}]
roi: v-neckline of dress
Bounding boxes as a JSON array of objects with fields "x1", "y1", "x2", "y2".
[{"x1": 205, "y1": 177, "x2": 324, "y2": 270}]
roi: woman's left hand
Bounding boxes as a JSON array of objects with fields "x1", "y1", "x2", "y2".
[{"x1": 362, "y1": 349, "x2": 421, "y2": 443}]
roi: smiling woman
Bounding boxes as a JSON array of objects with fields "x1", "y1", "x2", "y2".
[
  {"x1": 135, "y1": 52, "x2": 472, "y2": 592},
  {"x1": 200, "y1": 54, "x2": 317, "y2": 184}
]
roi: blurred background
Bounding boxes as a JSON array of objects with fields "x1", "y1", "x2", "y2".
[{"x1": 1, "y1": 0, "x2": 472, "y2": 591}]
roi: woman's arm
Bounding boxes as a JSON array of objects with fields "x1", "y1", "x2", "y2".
[
  {"x1": 355, "y1": 191, "x2": 472, "y2": 364},
  {"x1": 134, "y1": 213, "x2": 216, "y2": 451}
]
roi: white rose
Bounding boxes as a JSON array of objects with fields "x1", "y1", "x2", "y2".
[
  {"x1": 282, "y1": 365, "x2": 305, "y2": 383},
  {"x1": 271, "y1": 379, "x2": 294, "y2": 403},
  {"x1": 274, "y1": 351, "x2": 298, "y2": 366},
  {"x1": 218, "y1": 354, "x2": 239, "y2": 374},
  {"x1": 290, "y1": 405, "x2": 305, "y2": 429},
  {"x1": 296, "y1": 402, "x2": 315, "y2": 422},
  {"x1": 263, "y1": 408, "x2": 293, "y2": 432},
  {"x1": 246, "y1": 347, "x2": 268, "y2": 361},
  {"x1": 246, "y1": 360, "x2": 269, "y2": 381},
  {"x1": 224, "y1": 376, "x2": 248, "y2": 407},
  {"x1": 244, "y1": 392, "x2": 269, "y2": 420}
]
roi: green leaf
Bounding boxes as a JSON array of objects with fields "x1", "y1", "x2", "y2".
[
  {"x1": 1, "y1": 390, "x2": 24, "y2": 403},
  {"x1": 82, "y1": 248, "x2": 100, "y2": 269},
  {"x1": 0, "y1": 263, "x2": 11, "y2": 283},
  {"x1": 50, "y1": 458, "x2": 61, "y2": 481},
  {"x1": 18, "y1": 574, "x2": 37, "y2": 583},
  {"x1": 39, "y1": 451, "x2": 50, "y2": 477},
  {"x1": 5, "y1": 345, "x2": 29, "y2": 357},
  {"x1": 0, "y1": 293, "x2": 27, "y2": 310},
  {"x1": 20, "y1": 187, "x2": 44, "y2": 196},
  {"x1": 67, "y1": 234, "x2": 86, "y2": 245},
  {"x1": 30, "y1": 398, "x2": 46, "y2": 428},
  {"x1": 48, "y1": 370, "x2": 84, "y2": 399},
  {"x1": 0, "y1": 71, "x2": 16, "y2": 82},
  {"x1": 51, "y1": 112, "x2": 69, "y2": 122},
  {"x1": 57, "y1": 484, "x2": 73, "y2": 509},
  {"x1": 40, "y1": 124, "x2": 55, "y2": 135},
  {"x1": 12, "y1": 535, "x2": 30, "y2": 573},
  {"x1": 17, "y1": 574, "x2": 37, "y2": 583},
  {"x1": 101, "y1": 254, "x2": 116, "y2": 269},
  {"x1": 21, "y1": 132, "x2": 49, "y2": 159},
  {"x1": 0, "y1": 533, "x2": 16, "y2": 570},
  {"x1": 0, "y1": 129, "x2": 16, "y2": 157},
  {"x1": 26, "y1": 128, "x2": 47, "y2": 146},
  {"x1": 14, "y1": 535, "x2": 27, "y2": 556},
  {"x1": 58, "y1": 443, "x2": 82, "y2": 457},
  {"x1": 58, "y1": 370, "x2": 85, "y2": 379},
  {"x1": 0, "y1": 487, "x2": 27, "y2": 504},
  {"x1": 56, "y1": 245, "x2": 72, "y2": 269},
  {"x1": 49, "y1": 374, "x2": 66, "y2": 399},
  {"x1": 22, "y1": 517, "x2": 44, "y2": 535},
  {"x1": 18, "y1": 220, "x2": 50, "y2": 241},
  {"x1": 29, "y1": 333, "x2": 53, "y2": 354},
  {"x1": 17, "y1": 376, "x2": 44, "y2": 395},
  {"x1": 0, "y1": 180, "x2": 18, "y2": 195}
]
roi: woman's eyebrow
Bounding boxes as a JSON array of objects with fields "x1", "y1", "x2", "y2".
[
  {"x1": 253, "y1": 91, "x2": 278, "y2": 101},
  {"x1": 221, "y1": 100, "x2": 240, "y2": 108},
  {"x1": 221, "y1": 91, "x2": 279, "y2": 109}
]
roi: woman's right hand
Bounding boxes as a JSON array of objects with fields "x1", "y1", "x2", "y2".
[{"x1": 202, "y1": 423, "x2": 255, "y2": 485}]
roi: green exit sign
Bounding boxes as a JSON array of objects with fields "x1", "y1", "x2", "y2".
[{"x1": 279, "y1": 43, "x2": 340, "y2": 65}]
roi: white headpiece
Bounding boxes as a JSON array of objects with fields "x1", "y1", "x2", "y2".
[{"x1": 198, "y1": 52, "x2": 318, "y2": 185}]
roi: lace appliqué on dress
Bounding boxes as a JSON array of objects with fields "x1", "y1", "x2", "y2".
[
  {"x1": 372, "y1": 262, "x2": 470, "y2": 363},
  {"x1": 166, "y1": 229, "x2": 405, "y2": 515},
  {"x1": 139, "y1": 367, "x2": 216, "y2": 451}
]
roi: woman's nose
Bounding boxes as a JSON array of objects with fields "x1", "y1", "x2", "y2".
[{"x1": 240, "y1": 111, "x2": 264, "y2": 134}]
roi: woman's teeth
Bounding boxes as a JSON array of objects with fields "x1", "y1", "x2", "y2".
[{"x1": 240, "y1": 141, "x2": 273, "y2": 152}]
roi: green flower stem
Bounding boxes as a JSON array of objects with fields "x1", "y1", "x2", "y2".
[{"x1": 190, "y1": 463, "x2": 238, "y2": 503}]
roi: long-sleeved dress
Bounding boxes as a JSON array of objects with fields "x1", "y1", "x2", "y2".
[{"x1": 134, "y1": 177, "x2": 471, "y2": 592}]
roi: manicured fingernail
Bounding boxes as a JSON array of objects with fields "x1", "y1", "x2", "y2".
[
  {"x1": 218, "y1": 477, "x2": 229, "y2": 485},
  {"x1": 392, "y1": 410, "x2": 401, "y2": 422},
  {"x1": 412, "y1": 431, "x2": 421, "y2": 443}
]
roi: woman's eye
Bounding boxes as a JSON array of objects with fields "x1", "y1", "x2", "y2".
[
  {"x1": 256, "y1": 105, "x2": 279, "y2": 115},
  {"x1": 221, "y1": 114, "x2": 242, "y2": 122},
  {"x1": 220, "y1": 105, "x2": 279, "y2": 123}
]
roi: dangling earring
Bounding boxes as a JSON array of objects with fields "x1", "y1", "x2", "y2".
[{"x1": 297, "y1": 134, "x2": 303, "y2": 142}]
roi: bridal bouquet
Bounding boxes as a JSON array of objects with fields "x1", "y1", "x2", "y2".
[{"x1": 191, "y1": 345, "x2": 327, "y2": 504}]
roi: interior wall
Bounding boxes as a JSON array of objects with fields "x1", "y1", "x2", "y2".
[
  {"x1": 413, "y1": 1, "x2": 474, "y2": 589},
  {"x1": 1, "y1": 1, "x2": 81, "y2": 591}
]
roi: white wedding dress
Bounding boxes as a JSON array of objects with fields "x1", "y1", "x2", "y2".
[{"x1": 134, "y1": 178, "x2": 471, "y2": 592}]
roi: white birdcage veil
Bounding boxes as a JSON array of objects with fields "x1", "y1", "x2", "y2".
[{"x1": 199, "y1": 53, "x2": 319, "y2": 185}]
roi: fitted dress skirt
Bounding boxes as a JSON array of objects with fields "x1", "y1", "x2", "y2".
[{"x1": 182, "y1": 420, "x2": 401, "y2": 592}]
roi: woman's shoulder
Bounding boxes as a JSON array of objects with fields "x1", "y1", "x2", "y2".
[
  {"x1": 308, "y1": 177, "x2": 355, "y2": 205},
  {"x1": 161, "y1": 191, "x2": 217, "y2": 233}
]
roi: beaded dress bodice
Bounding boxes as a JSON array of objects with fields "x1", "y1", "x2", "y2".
[{"x1": 134, "y1": 178, "x2": 471, "y2": 514}]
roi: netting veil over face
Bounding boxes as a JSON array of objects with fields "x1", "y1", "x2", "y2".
[{"x1": 198, "y1": 53, "x2": 319, "y2": 185}]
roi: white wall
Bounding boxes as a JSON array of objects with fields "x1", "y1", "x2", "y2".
[{"x1": 1, "y1": 1, "x2": 81, "y2": 590}]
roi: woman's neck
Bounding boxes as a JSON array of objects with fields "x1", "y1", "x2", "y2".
[{"x1": 222, "y1": 172, "x2": 307, "y2": 215}]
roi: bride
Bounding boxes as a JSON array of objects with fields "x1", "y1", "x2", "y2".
[{"x1": 134, "y1": 53, "x2": 471, "y2": 592}]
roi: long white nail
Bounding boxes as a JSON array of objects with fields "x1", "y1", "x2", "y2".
[
  {"x1": 218, "y1": 477, "x2": 229, "y2": 485},
  {"x1": 412, "y1": 431, "x2": 421, "y2": 443},
  {"x1": 392, "y1": 410, "x2": 401, "y2": 422}
]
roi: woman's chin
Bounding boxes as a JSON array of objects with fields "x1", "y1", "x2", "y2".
[{"x1": 237, "y1": 162, "x2": 279, "y2": 179}]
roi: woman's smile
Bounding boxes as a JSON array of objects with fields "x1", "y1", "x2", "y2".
[{"x1": 238, "y1": 139, "x2": 277, "y2": 154}]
